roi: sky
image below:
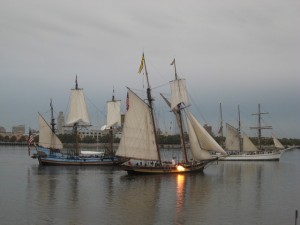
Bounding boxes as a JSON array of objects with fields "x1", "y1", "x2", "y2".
[{"x1": 0, "y1": 0, "x2": 299, "y2": 138}]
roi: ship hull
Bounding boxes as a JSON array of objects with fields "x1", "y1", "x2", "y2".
[
  {"x1": 220, "y1": 150, "x2": 285, "y2": 161},
  {"x1": 120, "y1": 158, "x2": 218, "y2": 175},
  {"x1": 35, "y1": 146, "x2": 127, "y2": 166},
  {"x1": 38, "y1": 156, "x2": 127, "y2": 166}
]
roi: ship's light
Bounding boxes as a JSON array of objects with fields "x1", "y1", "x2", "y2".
[{"x1": 176, "y1": 165, "x2": 185, "y2": 172}]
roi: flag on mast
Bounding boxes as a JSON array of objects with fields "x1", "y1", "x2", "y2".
[
  {"x1": 138, "y1": 53, "x2": 145, "y2": 74},
  {"x1": 27, "y1": 128, "x2": 34, "y2": 156}
]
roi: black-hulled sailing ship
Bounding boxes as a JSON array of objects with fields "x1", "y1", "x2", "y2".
[
  {"x1": 115, "y1": 55, "x2": 227, "y2": 174},
  {"x1": 34, "y1": 77, "x2": 127, "y2": 166}
]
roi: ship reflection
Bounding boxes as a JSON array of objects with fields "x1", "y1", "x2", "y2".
[{"x1": 175, "y1": 174, "x2": 185, "y2": 225}]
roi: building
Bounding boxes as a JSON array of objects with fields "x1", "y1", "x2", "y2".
[
  {"x1": 57, "y1": 111, "x2": 65, "y2": 134},
  {"x1": 0, "y1": 126, "x2": 6, "y2": 134},
  {"x1": 12, "y1": 125, "x2": 25, "y2": 135},
  {"x1": 203, "y1": 124, "x2": 213, "y2": 136}
]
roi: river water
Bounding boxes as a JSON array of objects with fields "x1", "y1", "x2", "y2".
[{"x1": 0, "y1": 146, "x2": 299, "y2": 225}]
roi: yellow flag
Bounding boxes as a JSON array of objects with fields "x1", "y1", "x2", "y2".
[{"x1": 138, "y1": 53, "x2": 144, "y2": 74}]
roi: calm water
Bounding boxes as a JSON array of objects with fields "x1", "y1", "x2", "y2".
[{"x1": 0, "y1": 146, "x2": 299, "y2": 225}]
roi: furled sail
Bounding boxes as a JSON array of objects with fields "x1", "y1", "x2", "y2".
[
  {"x1": 116, "y1": 89, "x2": 159, "y2": 160},
  {"x1": 65, "y1": 88, "x2": 90, "y2": 126},
  {"x1": 106, "y1": 100, "x2": 121, "y2": 128},
  {"x1": 38, "y1": 114, "x2": 63, "y2": 150},
  {"x1": 225, "y1": 123, "x2": 241, "y2": 151},
  {"x1": 186, "y1": 111, "x2": 227, "y2": 160},
  {"x1": 170, "y1": 79, "x2": 189, "y2": 110},
  {"x1": 242, "y1": 133, "x2": 258, "y2": 152},
  {"x1": 272, "y1": 134, "x2": 285, "y2": 149}
]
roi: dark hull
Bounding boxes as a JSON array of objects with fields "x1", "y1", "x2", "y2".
[{"x1": 121, "y1": 158, "x2": 218, "y2": 175}]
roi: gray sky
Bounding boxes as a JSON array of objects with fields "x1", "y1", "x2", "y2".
[{"x1": 1, "y1": 0, "x2": 299, "y2": 138}]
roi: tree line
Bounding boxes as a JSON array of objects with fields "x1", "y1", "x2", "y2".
[{"x1": 1, "y1": 133, "x2": 300, "y2": 146}]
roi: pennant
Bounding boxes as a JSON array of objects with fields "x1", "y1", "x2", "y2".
[{"x1": 138, "y1": 53, "x2": 145, "y2": 74}]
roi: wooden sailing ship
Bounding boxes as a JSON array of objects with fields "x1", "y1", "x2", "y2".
[
  {"x1": 34, "y1": 77, "x2": 127, "y2": 166},
  {"x1": 116, "y1": 55, "x2": 227, "y2": 174}
]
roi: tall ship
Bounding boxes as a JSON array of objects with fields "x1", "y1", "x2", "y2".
[
  {"x1": 33, "y1": 77, "x2": 127, "y2": 166},
  {"x1": 219, "y1": 104, "x2": 286, "y2": 161},
  {"x1": 115, "y1": 54, "x2": 227, "y2": 174}
]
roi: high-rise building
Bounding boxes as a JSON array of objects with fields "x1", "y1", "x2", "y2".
[
  {"x1": 57, "y1": 111, "x2": 65, "y2": 134},
  {"x1": 12, "y1": 125, "x2": 25, "y2": 135},
  {"x1": 204, "y1": 124, "x2": 213, "y2": 136}
]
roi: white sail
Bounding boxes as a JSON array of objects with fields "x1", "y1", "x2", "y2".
[
  {"x1": 116, "y1": 89, "x2": 159, "y2": 160},
  {"x1": 38, "y1": 114, "x2": 63, "y2": 150},
  {"x1": 186, "y1": 113, "x2": 212, "y2": 160},
  {"x1": 106, "y1": 100, "x2": 121, "y2": 128},
  {"x1": 225, "y1": 123, "x2": 241, "y2": 151},
  {"x1": 65, "y1": 88, "x2": 90, "y2": 126},
  {"x1": 272, "y1": 134, "x2": 285, "y2": 149},
  {"x1": 186, "y1": 111, "x2": 227, "y2": 160},
  {"x1": 170, "y1": 79, "x2": 189, "y2": 110},
  {"x1": 242, "y1": 133, "x2": 258, "y2": 152}
]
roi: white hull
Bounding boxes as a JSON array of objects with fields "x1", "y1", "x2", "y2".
[{"x1": 220, "y1": 150, "x2": 285, "y2": 161}]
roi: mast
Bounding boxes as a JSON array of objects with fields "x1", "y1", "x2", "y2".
[
  {"x1": 140, "y1": 53, "x2": 162, "y2": 163},
  {"x1": 250, "y1": 104, "x2": 272, "y2": 149},
  {"x1": 74, "y1": 75, "x2": 79, "y2": 156},
  {"x1": 50, "y1": 99, "x2": 56, "y2": 134},
  {"x1": 65, "y1": 75, "x2": 91, "y2": 156},
  {"x1": 171, "y1": 58, "x2": 188, "y2": 163},
  {"x1": 219, "y1": 103, "x2": 224, "y2": 147},
  {"x1": 109, "y1": 89, "x2": 115, "y2": 155},
  {"x1": 238, "y1": 105, "x2": 242, "y2": 152},
  {"x1": 50, "y1": 98, "x2": 56, "y2": 152}
]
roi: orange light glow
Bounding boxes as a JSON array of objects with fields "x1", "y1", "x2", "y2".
[{"x1": 176, "y1": 165, "x2": 185, "y2": 172}]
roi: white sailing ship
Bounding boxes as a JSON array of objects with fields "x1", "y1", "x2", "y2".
[{"x1": 220, "y1": 104, "x2": 286, "y2": 161}]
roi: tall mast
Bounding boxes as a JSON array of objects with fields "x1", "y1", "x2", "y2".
[
  {"x1": 171, "y1": 58, "x2": 188, "y2": 163},
  {"x1": 140, "y1": 53, "x2": 161, "y2": 163},
  {"x1": 50, "y1": 99, "x2": 56, "y2": 133},
  {"x1": 74, "y1": 75, "x2": 79, "y2": 156},
  {"x1": 109, "y1": 89, "x2": 115, "y2": 155},
  {"x1": 219, "y1": 103, "x2": 224, "y2": 147},
  {"x1": 250, "y1": 104, "x2": 272, "y2": 149},
  {"x1": 238, "y1": 105, "x2": 242, "y2": 152}
]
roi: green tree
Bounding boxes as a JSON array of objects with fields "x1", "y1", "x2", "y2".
[
  {"x1": 10, "y1": 136, "x2": 17, "y2": 142},
  {"x1": 4, "y1": 135, "x2": 10, "y2": 142}
]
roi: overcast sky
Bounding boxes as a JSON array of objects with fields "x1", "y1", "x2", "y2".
[{"x1": 1, "y1": 0, "x2": 299, "y2": 138}]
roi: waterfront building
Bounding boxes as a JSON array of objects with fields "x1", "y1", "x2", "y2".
[
  {"x1": 12, "y1": 125, "x2": 25, "y2": 135},
  {"x1": 0, "y1": 126, "x2": 6, "y2": 135},
  {"x1": 57, "y1": 111, "x2": 65, "y2": 134}
]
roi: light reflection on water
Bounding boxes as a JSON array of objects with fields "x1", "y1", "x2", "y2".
[{"x1": 0, "y1": 146, "x2": 299, "y2": 225}]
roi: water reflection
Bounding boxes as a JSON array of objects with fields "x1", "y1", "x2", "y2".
[
  {"x1": 2, "y1": 146, "x2": 300, "y2": 225},
  {"x1": 115, "y1": 175, "x2": 162, "y2": 224},
  {"x1": 175, "y1": 175, "x2": 185, "y2": 225}
]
